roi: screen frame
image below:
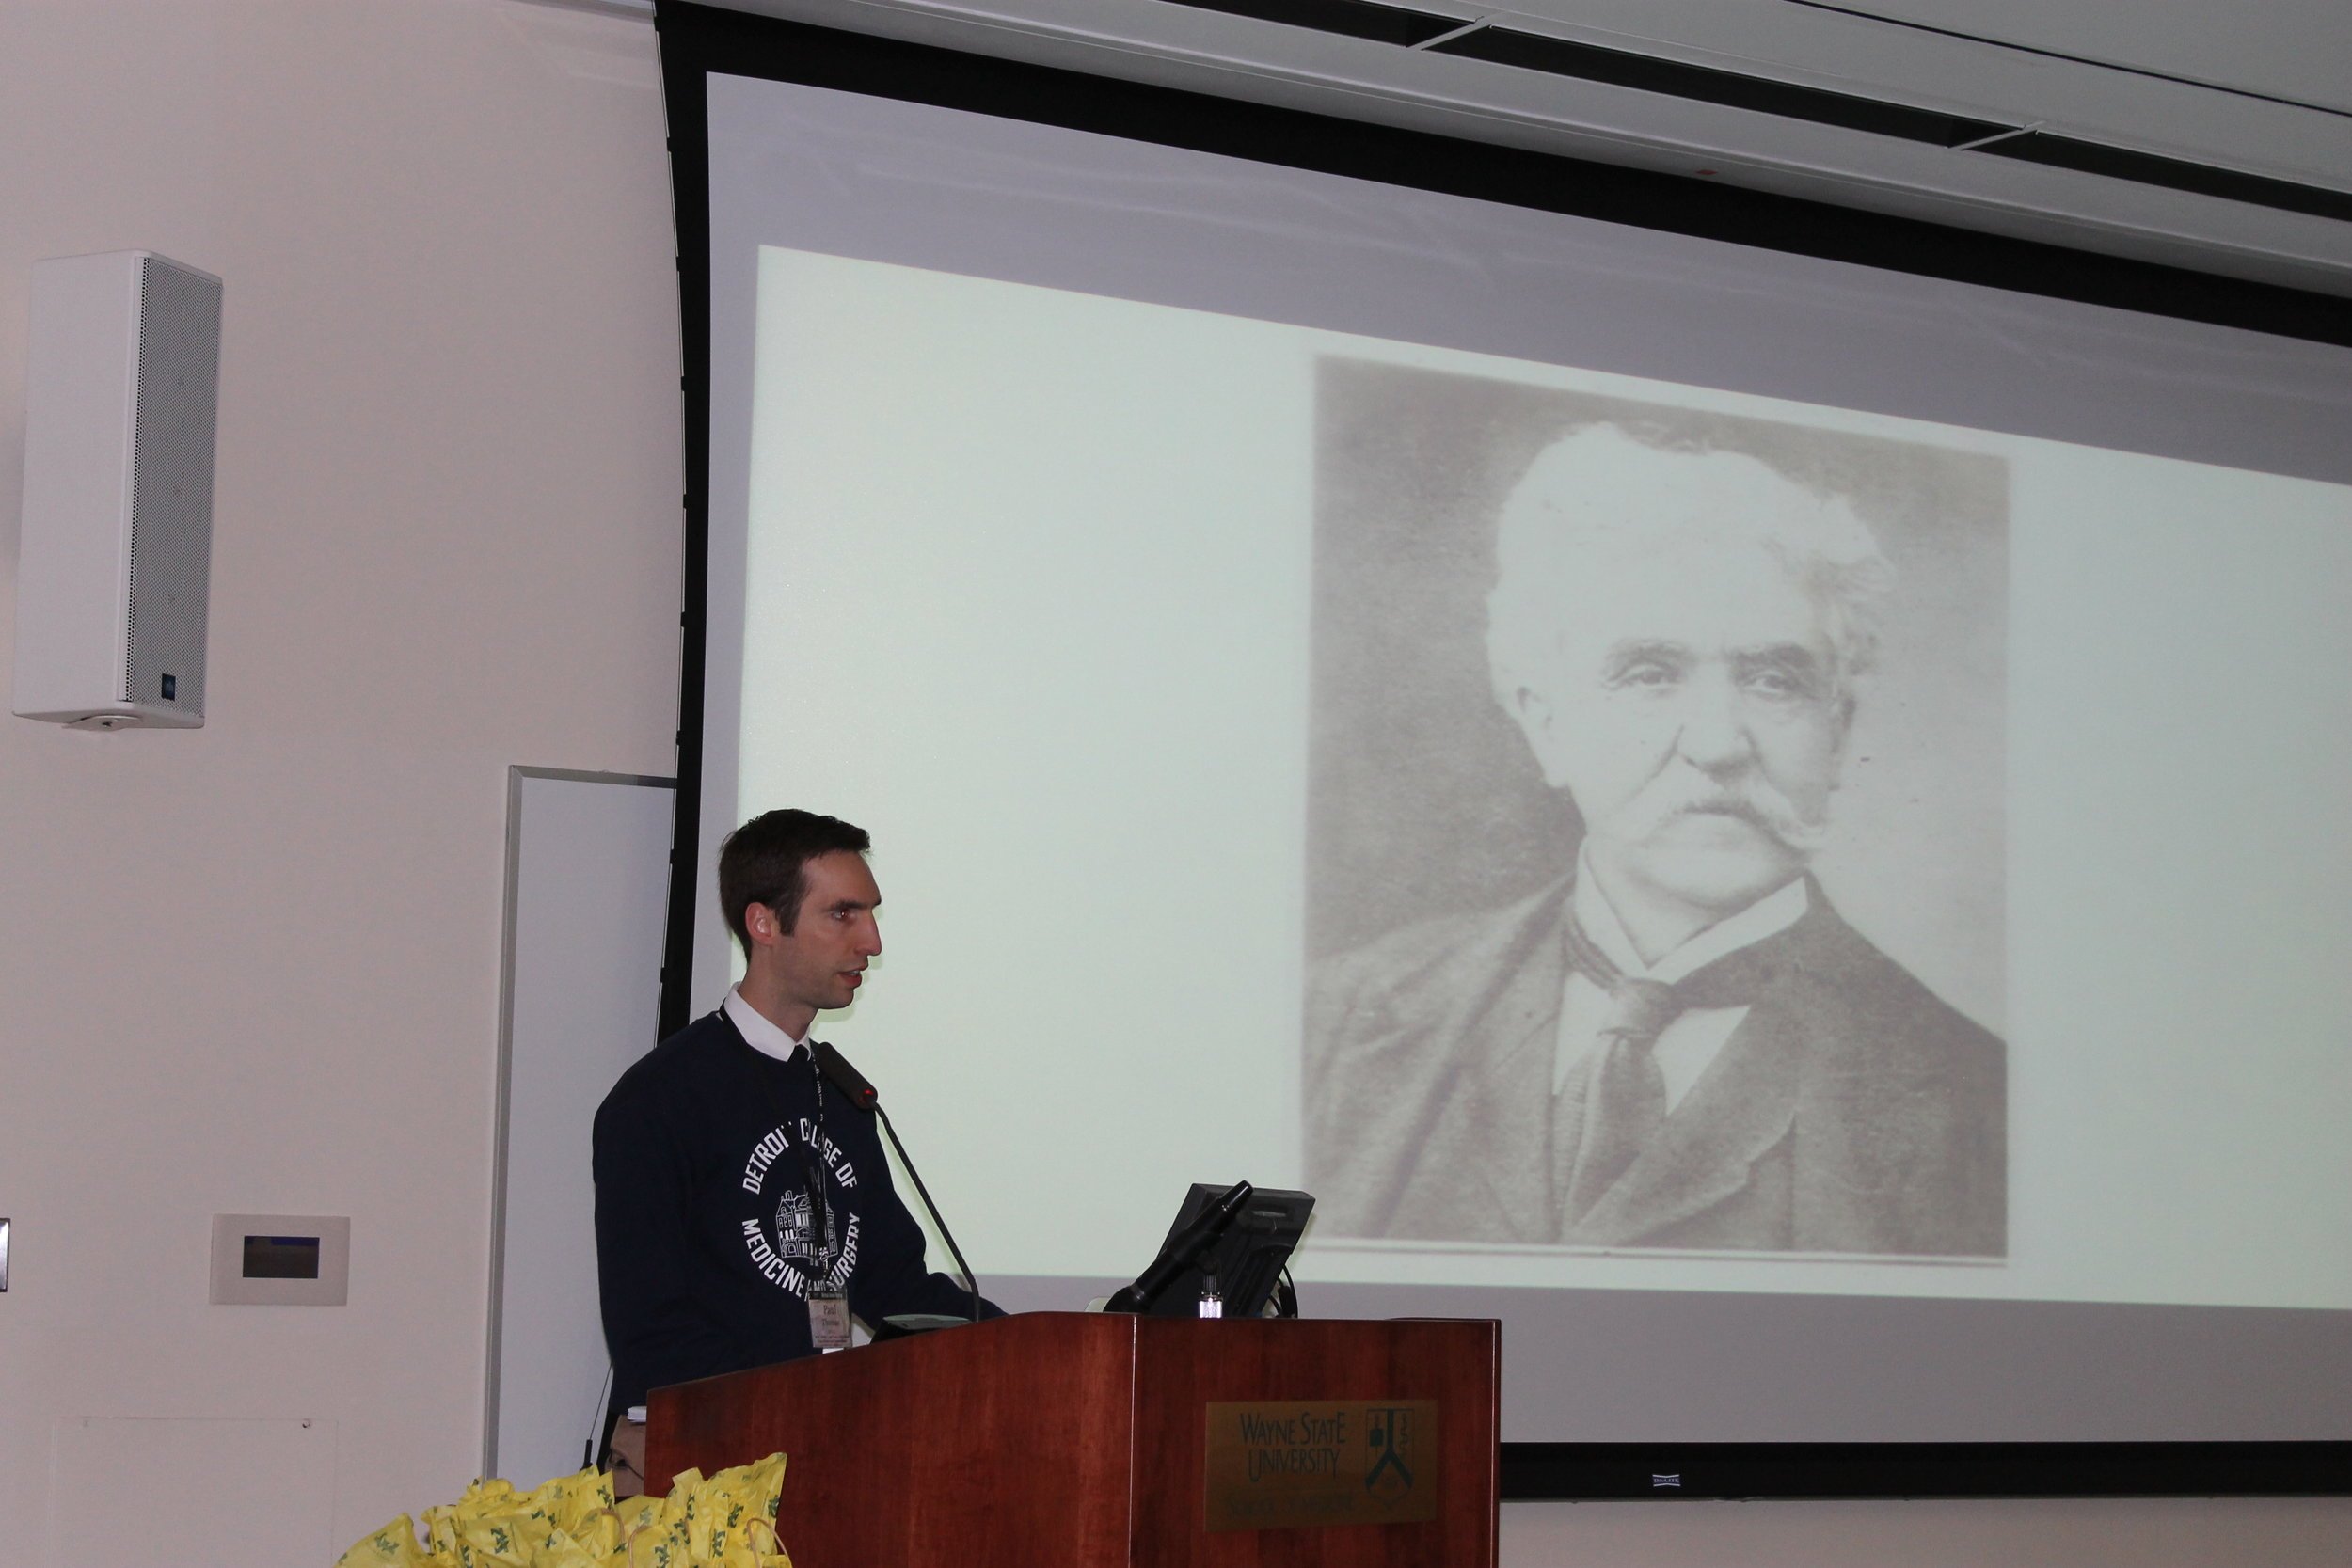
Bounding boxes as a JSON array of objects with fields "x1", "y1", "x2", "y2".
[{"x1": 649, "y1": 0, "x2": 2352, "y2": 1499}]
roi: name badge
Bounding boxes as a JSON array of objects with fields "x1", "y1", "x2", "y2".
[{"x1": 808, "y1": 1285, "x2": 851, "y2": 1352}]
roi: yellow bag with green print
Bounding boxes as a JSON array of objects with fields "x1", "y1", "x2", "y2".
[{"x1": 335, "y1": 1454, "x2": 787, "y2": 1568}]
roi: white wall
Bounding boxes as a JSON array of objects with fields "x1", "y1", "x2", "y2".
[
  {"x1": 0, "y1": 2, "x2": 2344, "y2": 1564},
  {"x1": 0, "y1": 0, "x2": 681, "y2": 1557}
]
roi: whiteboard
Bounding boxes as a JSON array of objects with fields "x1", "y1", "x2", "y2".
[{"x1": 485, "y1": 767, "x2": 674, "y2": 1485}]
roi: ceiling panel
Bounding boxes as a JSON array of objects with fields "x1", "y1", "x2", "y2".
[
  {"x1": 688, "y1": 0, "x2": 2352, "y2": 296},
  {"x1": 1785, "y1": 0, "x2": 2352, "y2": 114},
  {"x1": 1488, "y1": 0, "x2": 2352, "y2": 188}
]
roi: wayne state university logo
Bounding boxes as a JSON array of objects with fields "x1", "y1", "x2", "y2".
[{"x1": 1363, "y1": 1405, "x2": 1416, "y2": 1501}]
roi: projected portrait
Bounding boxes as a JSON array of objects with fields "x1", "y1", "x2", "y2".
[{"x1": 1303, "y1": 359, "x2": 2007, "y2": 1258}]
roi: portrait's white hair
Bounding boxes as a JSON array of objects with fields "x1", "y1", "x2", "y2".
[{"x1": 1486, "y1": 422, "x2": 1898, "y2": 708}]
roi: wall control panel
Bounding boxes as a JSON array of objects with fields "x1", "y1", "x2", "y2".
[{"x1": 209, "y1": 1214, "x2": 348, "y2": 1306}]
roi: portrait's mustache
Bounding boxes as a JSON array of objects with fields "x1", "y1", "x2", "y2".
[{"x1": 1621, "y1": 768, "x2": 1829, "y2": 853}]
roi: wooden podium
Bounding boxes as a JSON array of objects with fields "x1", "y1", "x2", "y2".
[{"x1": 645, "y1": 1312, "x2": 1498, "y2": 1567}]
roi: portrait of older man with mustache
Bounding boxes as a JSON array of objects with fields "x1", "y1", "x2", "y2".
[{"x1": 1305, "y1": 418, "x2": 2006, "y2": 1257}]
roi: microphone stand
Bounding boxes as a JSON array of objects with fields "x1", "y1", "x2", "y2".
[
  {"x1": 874, "y1": 1101, "x2": 982, "y2": 1324},
  {"x1": 810, "y1": 1041, "x2": 983, "y2": 1324}
]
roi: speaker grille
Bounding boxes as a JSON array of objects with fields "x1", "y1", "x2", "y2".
[{"x1": 125, "y1": 256, "x2": 222, "y2": 715}]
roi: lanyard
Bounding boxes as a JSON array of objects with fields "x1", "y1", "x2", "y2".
[{"x1": 742, "y1": 1022, "x2": 837, "y2": 1280}]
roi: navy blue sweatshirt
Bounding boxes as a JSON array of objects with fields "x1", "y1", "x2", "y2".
[{"x1": 592, "y1": 1008, "x2": 994, "y2": 1413}]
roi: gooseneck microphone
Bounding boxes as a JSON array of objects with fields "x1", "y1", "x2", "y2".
[
  {"x1": 808, "y1": 1039, "x2": 879, "y2": 1111},
  {"x1": 1104, "y1": 1180, "x2": 1253, "y2": 1315},
  {"x1": 808, "y1": 1040, "x2": 983, "y2": 1324}
]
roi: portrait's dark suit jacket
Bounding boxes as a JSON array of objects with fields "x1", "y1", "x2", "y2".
[{"x1": 1305, "y1": 876, "x2": 2005, "y2": 1255}]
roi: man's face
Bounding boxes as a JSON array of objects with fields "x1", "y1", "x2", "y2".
[
  {"x1": 749, "y1": 850, "x2": 882, "y2": 1020},
  {"x1": 1511, "y1": 543, "x2": 1851, "y2": 920}
]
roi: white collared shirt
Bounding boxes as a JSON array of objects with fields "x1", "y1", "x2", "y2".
[
  {"x1": 1552, "y1": 852, "x2": 1810, "y2": 1109},
  {"x1": 723, "y1": 985, "x2": 809, "y2": 1063}
]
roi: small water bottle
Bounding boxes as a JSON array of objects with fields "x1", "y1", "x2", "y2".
[{"x1": 1197, "y1": 1264, "x2": 1224, "y2": 1319}]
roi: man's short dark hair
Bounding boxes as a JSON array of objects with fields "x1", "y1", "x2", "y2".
[{"x1": 717, "y1": 809, "x2": 871, "y2": 950}]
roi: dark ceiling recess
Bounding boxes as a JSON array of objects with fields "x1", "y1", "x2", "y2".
[
  {"x1": 1979, "y1": 134, "x2": 2352, "y2": 225},
  {"x1": 1432, "y1": 23, "x2": 2007, "y2": 147},
  {"x1": 1172, "y1": 0, "x2": 1462, "y2": 47},
  {"x1": 1152, "y1": 0, "x2": 2352, "y2": 223}
]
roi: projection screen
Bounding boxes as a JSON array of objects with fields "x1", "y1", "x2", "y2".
[{"x1": 656, "y1": 6, "x2": 2352, "y2": 1489}]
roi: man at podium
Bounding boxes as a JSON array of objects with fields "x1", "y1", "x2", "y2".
[{"x1": 593, "y1": 808, "x2": 996, "y2": 1443}]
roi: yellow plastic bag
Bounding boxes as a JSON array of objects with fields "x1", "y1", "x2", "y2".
[
  {"x1": 336, "y1": 1455, "x2": 788, "y2": 1568},
  {"x1": 336, "y1": 1516, "x2": 436, "y2": 1568}
]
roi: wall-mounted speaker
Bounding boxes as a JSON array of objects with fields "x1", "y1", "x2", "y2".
[{"x1": 13, "y1": 249, "x2": 223, "y2": 730}]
